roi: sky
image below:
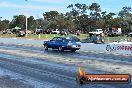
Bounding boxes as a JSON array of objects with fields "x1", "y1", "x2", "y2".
[{"x1": 0, "y1": 0, "x2": 132, "y2": 21}]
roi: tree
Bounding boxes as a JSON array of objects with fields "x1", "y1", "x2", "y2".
[
  {"x1": 10, "y1": 15, "x2": 26, "y2": 29},
  {"x1": 89, "y1": 3, "x2": 101, "y2": 18},
  {"x1": 67, "y1": 3, "x2": 89, "y2": 32},
  {"x1": 43, "y1": 11, "x2": 59, "y2": 30},
  {"x1": 118, "y1": 6, "x2": 132, "y2": 32},
  {"x1": 0, "y1": 19, "x2": 10, "y2": 31},
  {"x1": 118, "y1": 6, "x2": 132, "y2": 18},
  {"x1": 36, "y1": 18, "x2": 43, "y2": 29},
  {"x1": 43, "y1": 11, "x2": 59, "y2": 21},
  {"x1": 89, "y1": 3, "x2": 101, "y2": 30},
  {"x1": 27, "y1": 16, "x2": 36, "y2": 30}
]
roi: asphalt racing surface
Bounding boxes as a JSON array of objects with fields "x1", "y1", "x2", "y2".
[{"x1": 0, "y1": 39, "x2": 131, "y2": 88}]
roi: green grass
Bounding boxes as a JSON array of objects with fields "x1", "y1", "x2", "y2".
[
  {"x1": 0, "y1": 33, "x2": 132, "y2": 43},
  {"x1": 104, "y1": 36, "x2": 132, "y2": 43},
  {"x1": 0, "y1": 34, "x2": 16, "y2": 38},
  {"x1": 26, "y1": 34, "x2": 61, "y2": 39},
  {"x1": 0, "y1": 34, "x2": 60, "y2": 40},
  {"x1": 0, "y1": 34, "x2": 88, "y2": 40}
]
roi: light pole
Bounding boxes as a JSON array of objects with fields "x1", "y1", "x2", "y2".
[
  {"x1": 25, "y1": 0, "x2": 28, "y2": 37},
  {"x1": 26, "y1": 16, "x2": 27, "y2": 37}
]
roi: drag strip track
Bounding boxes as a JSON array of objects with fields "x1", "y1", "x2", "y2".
[
  {"x1": 0, "y1": 54, "x2": 132, "y2": 88},
  {"x1": 0, "y1": 43, "x2": 132, "y2": 65},
  {"x1": 0, "y1": 55, "x2": 120, "y2": 88},
  {"x1": 0, "y1": 56, "x2": 75, "y2": 78},
  {"x1": 0, "y1": 43, "x2": 132, "y2": 88},
  {"x1": 0, "y1": 57, "x2": 77, "y2": 88}
]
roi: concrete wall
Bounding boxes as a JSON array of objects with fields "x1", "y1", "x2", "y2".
[{"x1": 80, "y1": 43, "x2": 132, "y2": 55}]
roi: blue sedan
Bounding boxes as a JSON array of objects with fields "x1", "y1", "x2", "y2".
[{"x1": 43, "y1": 37, "x2": 81, "y2": 52}]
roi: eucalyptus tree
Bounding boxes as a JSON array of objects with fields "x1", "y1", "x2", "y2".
[
  {"x1": 43, "y1": 11, "x2": 59, "y2": 30},
  {"x1": 0, "y1": 19, "x2": 10, "y2": 31},
  {"x1": 89, "y1": 3, "x2": 101, "y2": 19},
  {"x1": 118, "y1": 6, "x2": 132, "y2": 32},
  {"x1": 27, "y1": 16, "x2": 36, "y2": 30},
  {"x1": 67, "y1": 3, "x2": 89, "y2": 32},
  {"x1": 118, "y1": 6, "x2": 132, "y2": 18},
  {"x1": 89, "y1": 3, "x2": 101, "y2": 30},
  {"x1": 10, "y1": 15, "x2": 26, "y2": 29},
  {"x1": 105, "y1": 12, "x2": 116, "y2": 28}
]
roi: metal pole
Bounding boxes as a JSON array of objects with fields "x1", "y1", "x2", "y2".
[
  {"x1": 25, "y1": 0, "x2": 28, "y2": 37},
  {"x1": 26, "y1": 16, "x2": 27, "y2": 37},
  {"x1": 0, "y1": 17, "x2": 2, "y2": 37}
]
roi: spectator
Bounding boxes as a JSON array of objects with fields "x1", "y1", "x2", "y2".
[
  {"x1": 100, "y1": 33, "x2": 105, "y2": 43},
  {"x1": 76, "y1": 30, "x2": 80, "y2": 36},
  {"x1": 90, "y1": 34, "x2": 97, "y2": 43}
]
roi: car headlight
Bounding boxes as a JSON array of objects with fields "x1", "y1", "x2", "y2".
[{"x1": 72, "y1": 45, "x2": 76, "y2": 47}]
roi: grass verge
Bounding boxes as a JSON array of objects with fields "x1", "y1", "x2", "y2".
[{"x1": 0, "y1": 34, "x2": 132, "y2": 43}]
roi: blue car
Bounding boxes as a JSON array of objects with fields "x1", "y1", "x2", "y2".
[{"x1": 43, "y1": 37, "x2": 81, "y2": 52}]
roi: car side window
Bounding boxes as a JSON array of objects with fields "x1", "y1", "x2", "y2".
[
  {"x1": 63, "y1": 38, "x2": 70, "y2": 42},
  {"x1": 52, "y1": 37, "x2": 58, "y2": 41},
  {"x1": 57, "y1": 37, "x2": 63, "y2": 42}
]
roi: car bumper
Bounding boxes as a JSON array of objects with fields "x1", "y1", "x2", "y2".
[{"x1": 65, "y1": 45, "x2": 80, "y2": 50}]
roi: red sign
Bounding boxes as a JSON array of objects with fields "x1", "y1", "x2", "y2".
[{"x1": 112, "y1": 28, "x2": 118, "y2": 30}]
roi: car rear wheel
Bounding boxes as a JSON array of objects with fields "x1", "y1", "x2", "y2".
[
  {"x1": 44, "y1": 44, "x2": 48, "y2": 50},
  {"x1": 58, "y1": 46, "x2": 64, "y2": 52}
]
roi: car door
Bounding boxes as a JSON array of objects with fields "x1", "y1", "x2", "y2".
[
  {"x1": 48, "y1": 37, "x2": 58, "y2": 48},
  {"x1": 55, "y1": 37, "x2": 63, "y2": 48}
]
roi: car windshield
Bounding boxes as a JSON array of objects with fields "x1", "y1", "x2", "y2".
[
  {"x1": 51, "y1": 37, "x2": 58, "y2": 41},
  {"x1": 63, "y1": 37, "x2": 80, "y2": 42},
  {"x1": 71, "y1": 37, "x2": 80, "y2": 42},
  {"x1": 62, "y1": 37, "x2": 72, "y2": 42},
  {"x1": 113, "y1": 30, "x2": 118, "y2": 32}
]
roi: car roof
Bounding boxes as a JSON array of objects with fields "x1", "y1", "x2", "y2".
[{"x1": 53, "y1": 36, "x2": 70, "y2": 39}]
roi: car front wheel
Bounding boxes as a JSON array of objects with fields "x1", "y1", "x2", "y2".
[
  {"x1": 44, "y1": 44, "x2": 48, "y2": 50},
  {"x1": 58, "y1": 46, "x2": 64, "y2": 52}
]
